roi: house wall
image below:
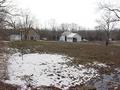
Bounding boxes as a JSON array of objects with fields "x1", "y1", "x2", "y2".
[
  {"x1": 27, "y1": 30, "x2": 40, "y2": 40},
  {"x1": 73, "y1": 34, "x2": 82, "y2": 42},
  {"x1": 67, "y1": 38, "x2": 73, "y2": 42},
  {"x1": 10, "y1": 35, "x2": 21, "y2": 41},
  {"x1": 59, "y1": 36, "x2": 65, "y2": 41},
  {"x1": 60, "y1": 34, "x2": 82, "y2": 42}
]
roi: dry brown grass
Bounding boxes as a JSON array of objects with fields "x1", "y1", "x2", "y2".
[
  {"x1": 0, "y1": 81, "x2": 17, "y2": 90},
  {"x1": 0, "y1": 82, "x2": 96, "y2": 90},
  {"x1": 9, "y1": 41, "x2": 120, "y2": 66},
  {"x1": 0, "y1": 41, "x2": 106, "y2": 90},
  {"x1": 7, "y1": 41, "x2": 120, "y2": 89}
]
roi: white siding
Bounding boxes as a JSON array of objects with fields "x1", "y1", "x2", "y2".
[
  {"x1": 10, "y1": 35, "x2": 21, "y2": 41},
  {"x1": 73, "y1": 34, "x2": 82, "y2": 42},
  {"x1": 67, "y1": 38, "x2": 73, "y2": 42},
  {"x1": 59, "y1": 32, "x2": 82, "y2": 42},
  {"x1": 60, "y1": 36, "x2": 65, "y2": 41}
]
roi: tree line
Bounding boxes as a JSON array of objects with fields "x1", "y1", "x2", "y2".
[
  {"x1": 0, "y1": 0, "x2": 120, "y2": 45},
  {"x1": 38, "y1": 28, "x2": 120, "y2": 41}
]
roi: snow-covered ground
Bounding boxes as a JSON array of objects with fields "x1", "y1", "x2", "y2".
[{"x1": 5, "y1": 53, "x2": 98, "y2": 89}]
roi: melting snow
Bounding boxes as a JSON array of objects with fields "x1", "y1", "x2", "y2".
[
  {"x1": 5, "y1": 53, "x2": 98, "y2": 89},
  {"x1": 93, "y1": 62, "x2": 107, "y2": 67}
]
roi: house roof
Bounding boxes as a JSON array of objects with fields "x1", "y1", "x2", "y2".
[
  {"x1": 61, "y1": 31, "x2": 80, "y2": 38},
  {"x1": 3, "y1": 28, "x2": 39, "y2": 35},
  {"x1": 67, "y1": 33, "x2": 77, "y2": 38},
  {"x1": 62, "y1": 31, "x2": 71, "y2": 36}
]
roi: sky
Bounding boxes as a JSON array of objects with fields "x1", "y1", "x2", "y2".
[{"x1": 13, "y1": 0, "x2": 119, "y2": 29}]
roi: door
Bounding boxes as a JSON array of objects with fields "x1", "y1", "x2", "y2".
[
  {"x1": 30, "y1": 36, "x2": 34, "y2": 40},
  {"x1": 65, "y1": 36, "x2": 67, "y2": 41},
  {"x1": 73, "y1": 38, "x2": 77, "y2": 42}
]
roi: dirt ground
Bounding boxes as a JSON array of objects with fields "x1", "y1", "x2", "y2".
[
  {"x1": 0, "y1": 41, "x2": 18, "y2": 90},
  {"x1": 0, "y1": 41, "x2": 14, "y2": 89},
  {"x1": 0, "y1": 81, "x2": 17, "y2": 90},
  {"x1": 9, "y1": 41, "x2": 120, "y2": 65},
  {"x1": 0, "y1": 41, "x2": 98, "y2": 90},
  {"x1": 0, "y1": 41, "x2": 8, "y2": 80}
]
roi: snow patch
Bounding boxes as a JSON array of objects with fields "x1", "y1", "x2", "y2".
[
  {"x1": 5, "y1": 53, "x2": 98, "y2": 89},
  {"x1": 93, "y1": 62, "x2": 107, "y2": 67}
]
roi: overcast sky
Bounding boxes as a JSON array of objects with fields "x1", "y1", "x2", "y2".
[{"x1": 14, "y1": 0, "x2": 119, "y2": 29}]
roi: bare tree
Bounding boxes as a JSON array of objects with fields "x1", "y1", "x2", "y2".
[
  {"x1": 96, "y1": 1, "x2": 120, "y2": 46},
  {"x1": 0, "y1": 0, "x2": 21, "y2": 29},
  {"x1": 16, "y1": 10, "x2": 34, "y2": 29},
  {"x1": 96, "y1": 10, "x2": 116, "y2": 46},
  {"x1": 60, "y1": 23, "x2": 71, "y2": 31},
  {"x1": 0, "y1": 0, "x2": 11, "y2": 29},
  {"x1": 98, "y1": 1, "x2": 120, "y2": 22},
  {"x1": 48, "y1": 19, "x2": 58, "y2": 31},
  {"x1": 60, "y1": 23, "x2": 79, "y2": 31},
  {"x1": 11, "y1": 10, "x2": 35, "y2": 40},
  {"x1": 69, "y1": 23, "x2": 79, "y2": 31}
]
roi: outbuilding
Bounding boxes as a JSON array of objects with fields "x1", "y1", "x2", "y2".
[
  {"x1": 9, "y1": 28, "x2": 40, "y2": 41},
  {"x1": 10, "y1": 35, "x2": 21, "y2": 41},
  {"x1": 60, "y1": 31, "x2": 82, "y2": 42}
]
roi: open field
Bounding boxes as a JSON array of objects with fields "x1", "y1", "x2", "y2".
[
  {"x1": 9, "y1": 41, "x2": 120, "y2": 66},
  {"x1": 0, "y1": 40, "x2": 119, "y2": 90}
]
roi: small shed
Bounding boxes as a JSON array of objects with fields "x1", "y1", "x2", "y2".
[
  {"x1": 8, "y1": 28, "x2": 40, "y2": 41},
  {"x1": 10, "y1": 35, "x2": 21, "y2": 41},
  {"x1": 60, "y1": 31, "x2": 82, "y2": 42}
]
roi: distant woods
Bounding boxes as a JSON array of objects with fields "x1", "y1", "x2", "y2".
[
  {"x1": 0, "y1": 0, "x2": 120, "y2": 43},
  {"x1": 38, "y1": 28, "x2": 120, "y2": 41}
]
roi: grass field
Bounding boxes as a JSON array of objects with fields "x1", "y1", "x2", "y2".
[
  {"x1": 9, "y1": 40, "x2": 120, "y2": 66},
  {"x1": 5, "y1": 41, "x2": 120, "y2": 90}
]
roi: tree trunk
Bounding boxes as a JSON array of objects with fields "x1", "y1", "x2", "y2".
[
  {"x1": 105, "y1": 39, "x2": 109, "y2": 46},
  {"x1": 105, "y1": 30, "x2": 110, "y2": 46}
]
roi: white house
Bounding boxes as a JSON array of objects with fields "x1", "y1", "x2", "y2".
[
  {"x1": 9, "y1": 28, "x2": 40, "y2": 41},
  {"x1": 60, "y1": 31, "x2": 82, "y2": 42}
]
